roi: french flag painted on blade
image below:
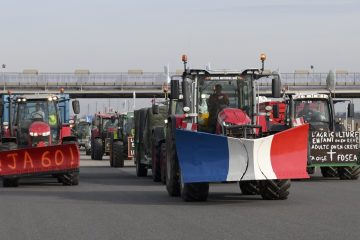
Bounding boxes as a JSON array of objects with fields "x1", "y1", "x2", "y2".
[{"x1": 175, "y1": 124, "x2": 309, "y2": 183}]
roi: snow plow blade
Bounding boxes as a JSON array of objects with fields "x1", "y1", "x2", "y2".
[
  {"x1": 175, "y1": 124, "x2": 309, "y2": 183},
  {"x1": 0, "y1": 144, "x2": 80, "y2": 177}
]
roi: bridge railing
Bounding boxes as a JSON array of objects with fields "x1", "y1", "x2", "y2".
[{"x1": 2, "y1": 72, "x2": 360, "y2": 90}]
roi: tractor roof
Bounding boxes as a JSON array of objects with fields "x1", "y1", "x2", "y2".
[
  {"x1": 15, "y1": 94, "x2": 59, "y2": 100},
  {"x1": 183, "y1": 68, "x2": 273, "y2": 79}
]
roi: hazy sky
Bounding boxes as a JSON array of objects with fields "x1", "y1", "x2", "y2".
[{"x1": 1, "y1": 0, "x2": 360, "y2": 73}]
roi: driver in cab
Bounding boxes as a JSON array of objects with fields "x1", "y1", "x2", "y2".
[
  {"x1": 31, "y1": 103, "x2": 45, "y2": 119},
  {"x1": 207, "y1": 84, "x2": 229, "y2": 132}
]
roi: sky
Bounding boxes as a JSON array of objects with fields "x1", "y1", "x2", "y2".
[
  {"x1": 1, "y1": 0, "x2": 360, "y2": 73},
  {"x1": 1, "y1": 0, "x2": 360, "y2": 114}
]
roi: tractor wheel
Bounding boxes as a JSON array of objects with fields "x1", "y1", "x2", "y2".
[
  {"x1": 3, "y1": 178, "x2": 19, "y2": 187},
  {"x1": 166, "y1": 123, "x2": 180, "y2": 196},
  {"x1": 259, "y1": 180, "x2": 290, "y2": 200},
  {"x1": 60, "y1": 172, "x2": 79, "y2": 186},
  {"x1": 1, "y1": 142, "x2": 19, "y2": 188},
  {"x1": 113, "y1": 141, "x2": 124, "y2": 168},
  {"x1": 151, "y1": 143, "x2": 161, "y2": 182},
  {"x1": 136, "y1": 160, "x2": 147, "y2": 177},
  {"x1": 239, "y1": 181, "x2": 260, "y2": 195},
  {"x1": 180, "y1": 176, "x2": 209, "y2": 202},
  {"x1": 307, "y1": 167, "x2": 315, "y2": 175},
  {"x1": 160, "y1": 143, "x2": 167, "y2": 184},
  {"x1": 338, "y1": 166, "x2": 360, "y2": 180},
  {"x1": 91, "y1": 142, "x2": 95, "y2": 160},
  {"x1": 320, "y1": 167, "x2": 338, "y2": 178},
  {"x1": 93, "y1": 138, "x2": 103, "y2": 160}
]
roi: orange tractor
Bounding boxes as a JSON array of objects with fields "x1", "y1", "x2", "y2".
[{"x1": 0, "y1": 94, "x2": 80, "y2": 187}]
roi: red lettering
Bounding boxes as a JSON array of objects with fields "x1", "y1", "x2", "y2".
[
  {"x1": 7, "y1": 153, "x2": 18, "y2": 169},
  {"x1": 41, "y1": 151, "x2": 51, "y2": 167},
  {"x1": 55, "y1": 150, "x2": 64, "y2": 166},
  {"x1": 23, "y1": 151, "x2": 34, "y2": 169}
]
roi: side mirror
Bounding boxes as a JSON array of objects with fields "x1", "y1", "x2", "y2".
[
  {"x1": 170, "y1": 79, "x2": 180, "y2": 100},
  {"x1": 0, "y1": 100, "x2": 3, "y2": 118},
  {"x1": 152, "y1": 104, "x2": 159, "y2": 114},
  {"x1": 72, "y1": 100, "x2": 80, "y2": 114},
  {"x1": 348, "y1": 103, "x2": 354, "y2": 118},
  {"x1": 273, "y1": 104, "x2": 279, "y2": 119},
  {"x1": 272, "y1": 73, "x2": 281, "y2": 98}
]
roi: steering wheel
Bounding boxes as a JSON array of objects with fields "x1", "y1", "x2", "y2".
[{"x1": 31, "y1": 112, "x2": 44, "y2": 119}]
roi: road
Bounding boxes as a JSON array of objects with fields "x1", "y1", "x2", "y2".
[{"x1": 1, "y1": 151, "x2": 359, "y2": 240}]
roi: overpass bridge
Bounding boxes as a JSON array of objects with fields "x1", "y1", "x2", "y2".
[{"x1": 1, "y1": 72, "x2": 360, "y2": 98}]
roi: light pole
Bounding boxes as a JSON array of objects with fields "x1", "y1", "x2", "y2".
[{"x1": 1, "y1": 64, "x2": 6, "y2": 91}]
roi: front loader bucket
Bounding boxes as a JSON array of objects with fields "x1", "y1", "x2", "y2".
[
  {"x1": 0, "y1": 144, "x2": 80, "y2": 177},
  {"x1": 175, "y1": 124, "x2": 309, "y2": 183}
]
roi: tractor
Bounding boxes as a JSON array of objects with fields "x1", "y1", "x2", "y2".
[
  {"x1": 109, "y1": 112, "x2": 135, "y2": 168},
  {"x1": 0, "y1": 93, "x2": 80, "y2": 187},
  {"x1": 283, "y1": 92, "x2": 359, "y2": 179},
  {"x1": 134, "y1": 104, "x2": 168, "y2": 181},
  {"x1": 74, "y1": 119, "x2": 92, "y2": 155},
  {"x1": 164, "y1": 54, "x2": 310, "y2": 201},
  {"x1": 91, "y1": 113, "x2": 116, "y2": 160}
]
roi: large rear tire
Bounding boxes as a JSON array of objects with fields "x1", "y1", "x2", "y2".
[
  {"x1": 151, "y1": 142, "x2": 161, "y2": 182},
  {"x1": 239, "y1": 181, "x2": 260, "y2": 195},
  {"x1": 93, "y1": 138, "x2": 103, "y2": 160},
  {"x1": 338, "y1": 166, "x2": 360, "y2": 180},
  {"x1": 113, "y1": 141, "x2": 124, "y2": 168},
  {"x1": 60, "y1": 172, "x2": 79, "y2": 186},
  {"x1": 135, "y1": 146, "x2": 147, "y2": 177},
  {"x1": 259, "y1": 180, "x2": 290, "y2": 200},
  {"x1": 320, "y1": 167, "x2": 338, "y2": 178},
  {"x1": 166, "y1": 123, "x2": 180, "y2": 196}
]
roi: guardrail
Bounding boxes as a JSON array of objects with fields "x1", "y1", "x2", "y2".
[{"x1": 1, "y1": 72, "x2": 360, "y2": 90}]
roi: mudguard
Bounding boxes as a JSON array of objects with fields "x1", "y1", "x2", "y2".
[
  {"x1": 0, "y1": 144, "x2": 80, "y2": 177},
  {"x1": 175, "y1": 124, "x2": 309, "y2": 183}
]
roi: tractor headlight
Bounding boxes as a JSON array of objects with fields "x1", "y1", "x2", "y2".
[{"x1": 42, "y1": 131, "x2": 51, "y2": 136}]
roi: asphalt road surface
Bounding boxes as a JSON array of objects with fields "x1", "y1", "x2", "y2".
[{"x1": 1, "y1": 151, "x2": 359, "y2": 240}]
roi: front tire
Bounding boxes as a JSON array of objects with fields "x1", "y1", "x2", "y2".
[
  {"x1": 93, "y1": 138, "x2": 103, "y2": 160},
  {"x1": 320, "y1": 167, "x2": 338, "y2": 178},
  {"x1": 239, "y1": 181, "x2": 260, "y2": 195},
  {"x1": 259, "y1": 180, "x2": 290, "y2": 200},
  {"x1": 166, "y1": 123, "x2": 180, "y2": 196},
  {"x1": 181, "y1": 180, "x2": 209, "y2": 202},
  {"x1": 113, "y1": 141, "x2": 124, "y2": 168},
  {"x1": 3, "y1": 178, "x2": 19, "y2": 187},
  {"x1": 59, "y1": 172, "x2": 79, "y2": 186},
  {"x1": 151, "y1": 143, "x2": 161, "y2": 182},
  {"x1": 338, "y1": 166, "x2": 360, "y2": 180}
]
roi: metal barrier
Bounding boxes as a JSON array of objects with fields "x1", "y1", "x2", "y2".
[{"x1": 1, "y1": 72, "x2": 360, "y2": 90}]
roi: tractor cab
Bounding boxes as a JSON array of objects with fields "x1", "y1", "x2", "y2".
[
  {"x1": 13, "y1": 95, "x2": 61, "y2": 147},
  {"x1": 286, "y1": 93, "x2": 334, "y2": 131}
]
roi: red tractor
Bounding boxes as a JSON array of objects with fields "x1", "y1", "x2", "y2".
[
  {"x1": 91, "y1": 113, "x2": 116, "y2": 160},
  {"x1": 164, "y1": 54, "x2": 309, "y2": 201},
  {"x1": 0, "y1": 94, "x2": 80, "y2": 187}
]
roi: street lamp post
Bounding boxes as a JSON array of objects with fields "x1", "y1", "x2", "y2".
[{"x1": 2, "y1": 64, "x2": 6, "y2": 91}]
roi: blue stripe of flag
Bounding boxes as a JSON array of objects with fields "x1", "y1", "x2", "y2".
[{"x1": 175, "y1": 129, "x2": 230, "y2": 183}]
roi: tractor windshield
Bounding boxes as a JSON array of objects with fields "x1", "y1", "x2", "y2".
[
  {"x1": 16, "y1": 99, "x2": 59, "y2": 145},
  {"x1": 197, "y1": 76, "x2": 253, "y2": 130},
  {"x1": 294, "y1": 99, "x2": 330, "y2": 128}
]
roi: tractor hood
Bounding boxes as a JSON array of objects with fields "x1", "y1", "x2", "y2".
[
  {"x1": 29, "y1": 121, "x2": 51, "y2": 136},
  {"x1": 217, "y1": 108, "x2": 251, "y2": 126}
]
